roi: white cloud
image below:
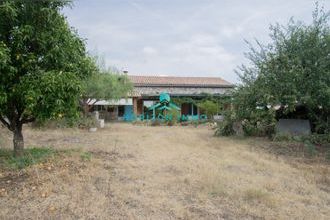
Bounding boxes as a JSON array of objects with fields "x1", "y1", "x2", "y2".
[
  {"x1": 142, "y1": 46, "x2": 158, "y2": 55},
  {"x1": 63, "y1": 0, "x2": 330, "y2": 83}
]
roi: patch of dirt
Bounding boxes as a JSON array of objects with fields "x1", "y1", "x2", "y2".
[{"x1": 0, "y1": 172, "x2": 29, "y2": 190}]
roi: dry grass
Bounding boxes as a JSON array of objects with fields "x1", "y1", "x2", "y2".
[{"x1": 0, "y1": 123, "x2": 329, "y2": 219}]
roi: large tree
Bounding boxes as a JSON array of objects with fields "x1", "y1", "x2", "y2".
[
  {"x1": 234, "y1": 6, "x2": 330, "y2": 134},
  {"x1": 0, "y1": 0, "x2": 95, "y2": 156}
]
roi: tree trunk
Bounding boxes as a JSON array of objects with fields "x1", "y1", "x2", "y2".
[
  {"x1": 80, "y1": 99, "x2": 91, "y2": 116},
  {"x1": 13, "y1": 123, "x2": 24, "y2": 157},
  {"x1": 84, "y1": 103, "x2": 89, "y2": 116}
]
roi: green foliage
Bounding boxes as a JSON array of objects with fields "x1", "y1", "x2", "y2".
[
  {"x1": 166, "y1": 109, "x2": 180, "y2": 126},
  {"x1": 172, "y1": 95, "x2": 229, "y2": 123},
  {"x1": 33, "y1": 116, "x2": 98, "y2": 129},
  {"x1": 274, "y1": 133, "x2": 330, "y2": 145},
  {"x1": 242, "y1": 110, "x2": 276, "y2": 137},
  {"x1": 172, "y1": 97, "x2": 198, "y2": 106},
  {"x1": 80, "y1": 64, "x2": 133, "y2": 115},
  {"x1": 0, "y1": 147, "x2": 56, "y2": 169},
  {"x1": 215, "y1": 120, "x2": 235, "y2": 136},
  {"x1": 304, "y1": 141, "x2": 317, "y2": 157},
  {"x1": 215, "y1": 111, "x2": 235, "y2": 136},
  {"x1": 305, "y1": 134, "x2": 330, "y2": 145},
  {"x1": 21, "y1": 70, "x2": 82, "y2": 120},
  {"x1": 80, "y1": 151, "x2": 92, "y2": 162},
  {"x1": 229, "y1": 5, "x2": 330, "y2": 136},
  {"x1": 0, "y1": 0, "x2": 91, "y2": 119},
  {"x1": 0, "y1": 0, "x2": 95, "y2": 154},
  {"x1": 197, "y1": 100, "x2": 219, "y2": 119},
  {"x1": 273, "y1": 133, "x2": 293, "y2": 142},
  {"x1": 272, "y1": 133, "x2": 330, "y2": 158},
  {"x1": 80, "y1": 116, "x2": 98, "y2": 128},
  {"x1": 82, "y1": 69, "x2": 132, "y2": 102}
]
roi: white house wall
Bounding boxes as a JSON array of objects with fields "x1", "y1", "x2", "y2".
[{"x1": 88, "y1": 98, "x2": 133, "y2": 106}]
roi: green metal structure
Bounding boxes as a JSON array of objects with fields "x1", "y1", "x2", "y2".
[{"x1": 148, "y1": 93, "x2": 180, "y2": 119}]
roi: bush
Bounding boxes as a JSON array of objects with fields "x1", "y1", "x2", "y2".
[
  {"x1": 32, "y1": 116, "x2": 98, "y2": 129},
  {"x1": 273, "y1": 133, "x2": 330, "y2": 158},
  {"x1": 215, "y1": 111, "x2": 235, "y2": 136},
  {"x1": 215, "y1": 120, "x2": 235, "y2": 136},
  {"x1": 241, "y1": 120, "x2": 259, "y2": 136},
  {"x1": 166, "y1": 109, "x2": 180, "y2": 126},
  {"x1": 197, "y1": 100, "x2": 219, "y2": 119},
  {"x1": 242, "y1": 119, "x2": 275, "y2": 137},
  {"x1": 273, "y1": 133, "x2": 330, "y2": 145},
  {"x1": 77, "y1": 116, "x2": 98, "y2": 129},
  {"x1": 302, "y1": 134, "x2": 330, "y2": 145},
  {"x1": 273, "y1": 133, "x2": 293, "y2": 142}
]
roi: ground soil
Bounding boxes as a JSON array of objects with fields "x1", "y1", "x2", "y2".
[{"x1": 0, "y1": 123, "x2": 329, "y2": 219}]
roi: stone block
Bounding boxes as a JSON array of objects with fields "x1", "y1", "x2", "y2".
[{"x1": 276, "y1": 119, "x2": 311, "y2": 135}]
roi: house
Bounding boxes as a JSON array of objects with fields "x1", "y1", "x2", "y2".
[{"x1": 90, "y1": 75, "x2": 234, "y2": 121}]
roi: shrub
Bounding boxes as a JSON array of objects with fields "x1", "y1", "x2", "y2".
[
  {"x1": 215, "y1": 120, "x2": 234, "y2": 136},
  {"x1": 32, "y1": 116, "x2": 98, "y2": 129},
  {"x1": 77, "y1": 116, "x2": 98, "y2": 129},
  {"x1": 239, "y1": 109, "x2": 276, "y2": 137},
  {"x1": 273, "y1": 133, "x2": 330, "y2": 145},
  {"x1": 273, "y1": 133, "x2": 330, "y2": 158},
  {"x1": 197, "y1": 100, "x2": 219, "y2": 119},
  {"x1": 273, "y1": 133, "x2": 293, "y2": 142},
  {"x1": 166, "y1": 109, "x2": 180, "y2": 126},
  {"x1": 302, "y1": 134, "x2": 330, "y2": 145},
  {"x1": 241, "y1": 120, "x2": 259, "y2": 136},
  {"x1": 215, "y1": 111, "x2": 235, "y2": 136}
]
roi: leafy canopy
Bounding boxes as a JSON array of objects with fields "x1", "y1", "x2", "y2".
[
  {"x1": 234, "y1": 5, "x2": 330, "y2": 134},
  {"x1": 197, "y1": 100, "x2": 219, "y2": 118},
  {"x1": 0, "y1": 0, "x2": 95, "y2": 129},
  {"x1": 82, "y1": 69, "x2": 133, "y2": 104}
]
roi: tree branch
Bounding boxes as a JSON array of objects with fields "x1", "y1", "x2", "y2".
[
  {"x1": 0, "y1": 115, "x2": 12, "y2": 131},
  {"x1": 21, "y1": 117, "x2": 36, "y2": 123}
]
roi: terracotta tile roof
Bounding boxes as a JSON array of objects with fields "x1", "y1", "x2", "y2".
[{"x1": 128, "y1": 75, "x2": 233, "y2": 88}]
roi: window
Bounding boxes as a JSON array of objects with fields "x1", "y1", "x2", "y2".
[{"x1": 188, "y1": 103, "x2": 198, "y2": 115}]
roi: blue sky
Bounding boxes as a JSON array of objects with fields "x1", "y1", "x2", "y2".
[{"x1": 63, "y1": 0, "x2": 329, "y2": 83}]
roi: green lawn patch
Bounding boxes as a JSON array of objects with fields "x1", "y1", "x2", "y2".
[
  {"x1": 80, "y1": 151, "x2": 92, "y2": 162},
  {"x1": 0, "y1": 147, "x2": 57, "y2": 169}
]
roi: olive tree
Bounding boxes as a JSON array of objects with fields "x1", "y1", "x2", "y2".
[
  {"x1": 197, "y1": 100, "x2": 219, "y2": 119},
  {"x1": 0, "y1": 0, "x2": 95, "y2": 156},
  {"x1": 80, "y1": 69, "x2": 133, "y2": 115}
]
